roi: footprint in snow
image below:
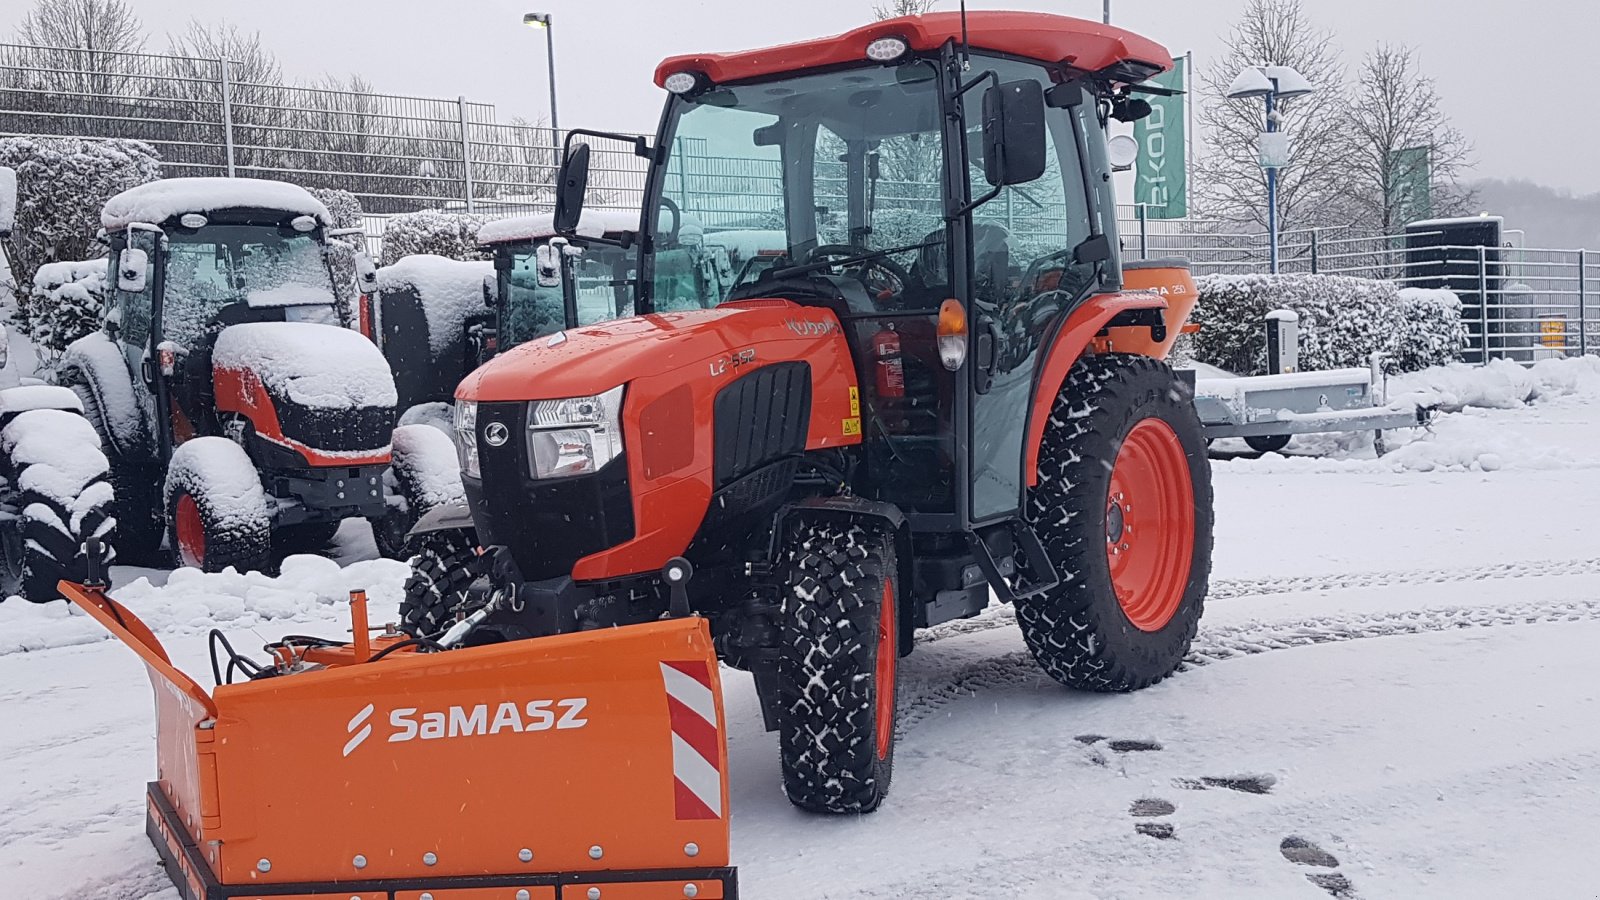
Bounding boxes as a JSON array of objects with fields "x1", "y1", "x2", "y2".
[
  {"x1": 1173, "y1": 773, "x2": 1277, "y2": 795},
  {"x1": 1280, "y1": 836, "x2": 1358, "y2": 898},
  {"x1": 1130, "y1": 798, "x2": 1177, "y2": 839}
]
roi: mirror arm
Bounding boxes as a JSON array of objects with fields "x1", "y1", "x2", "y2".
[{"x1": 946, "y1": 69, "x2": 1005, "y2": 221}]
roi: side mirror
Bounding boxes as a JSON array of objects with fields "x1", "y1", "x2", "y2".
[
  {"x1": 982, "y1": 79, "x2": 1047, "y2": 187},
  {"x1": 535, "y1": 242, "x2": 561, "y2": 288},
  {"x1": 0, "y1": 166, "x2": 15, "y2": 237},
  {"x1": 1107, "y1": 134, "x2": 1140, "y2": 172},
  {"x1": 553, "y1": 142, "x2": 592, "y2": 235},
  {"x1": 353, "y1": 250, "x2": 379, "y2": 293},
  {"x1": 118, "y1": 247, "x2": 149, "y2": 292}
]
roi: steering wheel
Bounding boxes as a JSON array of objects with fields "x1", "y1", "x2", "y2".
[
  {"x1": 806, "y1": 244, "x2": 913, "y2": 307},
  {"x1": 658, "y1": 196, "x2": 683, "y2": 245}
]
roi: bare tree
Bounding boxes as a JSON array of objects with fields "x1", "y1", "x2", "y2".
[
  {"x1": 12, "y1": 0, "x2": 143, "y2": 54},
  {"x1": 1342, "y1": 44, "x2": 1474, "y2": 231},
  {"x1": 1194, "y1": 0, "x2": 1353, "y2": 234},
  {"x1": 874, "y1": 0, "x2": 939, "y2": 19}
]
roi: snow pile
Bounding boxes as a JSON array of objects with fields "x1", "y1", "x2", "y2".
[
  {"x1": 376, "y1": 255, "x2": 493, "y2": 355},
  {"x1": 1193, "y1": 273, "x2": 1466, "y2": 375},
  {"x1": 391, "y1": 424, "x2": 465, "y2": 511},
  {"x1": 16, "y1": 257, "x2": 109, "y2": 361},
  {"x1": 59, "y1": 332, "x2": 144, "y2": 451},
  {"x1": 213, "y1": 322, "x2": 397, "y2": 409},
  {"x1": 101, "y1": 178, "x2": 330, "y2": 230},
  {"x1": 0, "y1": 555, "x2": 411, "y2": 656},
  {"x1": 1390, "y1": 356, "x2": 1600, "y2": 412},
  {"x1": 476, "y1": 209, "x2": 640, "y2": 245}
]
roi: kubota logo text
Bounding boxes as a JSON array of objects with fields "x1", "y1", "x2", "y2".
[{"x1": 342, "y1": 699, "x2": 589, "y2": 756}]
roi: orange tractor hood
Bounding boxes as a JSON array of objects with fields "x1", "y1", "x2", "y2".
[{"x1": 458, "y1": 300, "x2": 842, "y2": 402}]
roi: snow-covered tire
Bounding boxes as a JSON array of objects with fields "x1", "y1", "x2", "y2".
[
  {"x1": 373, "y1": 424, "x2": 464, "y2": 560},
  {"x1": 0, "y1": 409, "x2": 117, "y2": 602},
  {"x1": 1244, "y1": 434, "x2": 1291, "y2": 454},
  {"x1": 778, "y1": 517, "x2": 899, "y2": 814},
  {"x1": 399, "y1": 527, "x2": 487, "y2": 637},
  {"x1": 64, "y1": 375, "x2": 163, "y2": 565},
  {"x1": 1016, "y1": 353, "x2": 1213, "y2": 692},
  {"x1": 165, "y1": 438, "x2": 271, "y2": 574}
]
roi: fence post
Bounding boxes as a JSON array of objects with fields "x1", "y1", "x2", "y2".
[
  {"x1": 218, "y1": 57, "x2": 237, "y2": 178},
  {"x1": 1477, "y1": 244, "x2": 1490, "y2": 365},
  {"x1": 1581, "y1": 249, "x2": 1589, "y2": 357},
  {"x1": 1310, "y1": 230, "x2": 1319, "y2": 274},
  {"x1": 458, "y1": 96, "x2": 476, "y2": 213},
  {"x1": 1138, "y1": 203, "x2": 1149, "y2": 260}
]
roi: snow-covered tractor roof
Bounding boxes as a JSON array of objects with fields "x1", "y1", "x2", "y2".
[
  {"x1": 102, "y1": 177, "x2": 333, "y2": 231},
  {"x1": 475, "y1": 209, "x2": 641, "y2": 247}
]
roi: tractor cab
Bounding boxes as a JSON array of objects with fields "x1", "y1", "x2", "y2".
[{"x1": 478, "y1": 210, "x2": 643, "y2": 351}]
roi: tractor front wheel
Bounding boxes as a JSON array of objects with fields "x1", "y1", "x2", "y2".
[
  {"x1": 1017, "y1": 353, "x2": 1213, "y2": 691},
  {"x1": 399, "y1": 527, "x2": 489, "y2": 638},
  {"x1": 778, "y1": 518, "x2": 899, "y2": 814},
  {"x1": 166, "y1": 438, "x2": 272, "y2": 574}
]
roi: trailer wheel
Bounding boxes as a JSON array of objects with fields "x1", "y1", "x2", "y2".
[
  {"x1": 399, "y1": 527, "x2": 488, "y2": 637},
  {"x1": 65, "y1": 375, "x2": 164, "y2": 564},
  {"x1": 1017, "y1": 353, "x2": 1213, "y2": 691},
  {"x1": 1244, "y1": 434, "x2": 1291, "y2": 454},
  {"x1": 0, "y1": 410, "x2": 117, "y2": 602},
  {"x1": 778, "y1": 517, "x2": 899, "y2": 814},
  {"x1": 166, "y1": 438, "x2": 271, "y2": 574}
]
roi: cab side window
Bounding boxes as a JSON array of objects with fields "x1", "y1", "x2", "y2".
[{"x1": 115, "y1": 230, "x2": 156, "y2": 348}]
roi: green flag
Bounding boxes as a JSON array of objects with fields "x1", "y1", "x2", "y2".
[
  {"x1": 1133, "y1": 57, "x2": 1187, "y2": 219},
  {"x1": 1388, "y1": 146, "x2": 1432, "y2": 225}
]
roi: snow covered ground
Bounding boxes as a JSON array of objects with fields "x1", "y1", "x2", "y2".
[{"x1": 3, "y1": 360, "x2": 1600, "y2": 898}]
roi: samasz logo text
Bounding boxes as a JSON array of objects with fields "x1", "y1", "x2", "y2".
[{"x1": 343, "y1": 698, "x2": 589, "y2": 756}]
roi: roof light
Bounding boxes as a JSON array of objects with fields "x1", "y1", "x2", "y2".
[
  {"x1": 290, "y1": 215, "x2": 318, "y2": 233},
  {"x1": 865, "y1": 37, "x2": 908, "y2": 62},
  {"x1": 664, "y1": 71, "x2": 699, "y2": 94},
  {"x1": 178, "y1": 213, "x2": 208, "y2": 229}
]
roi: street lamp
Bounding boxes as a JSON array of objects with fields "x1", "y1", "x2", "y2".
[
  {"x1": 523, "y1": 12, "x2": 560, "y2": 135},
  {"x1": 1227, "y1": 64, "x2": 1316, "y2": 274}
]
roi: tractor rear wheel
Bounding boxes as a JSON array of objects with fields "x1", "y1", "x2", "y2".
[
  {"x1": 66, "y1": 377, "x2": 163, "y2": 565},
  {"x1": 777, "y1": 518, "x2": 899, "y2": 814},
  {"x1": 165, "y1": 438, "x2": 271, "y2": 574},
  {"x1": 1017, "y1": 353, "x2": 1212, "y2": 691},
  {"x1": 399, "y1": 527, "x2": 488, "y2": 638}
]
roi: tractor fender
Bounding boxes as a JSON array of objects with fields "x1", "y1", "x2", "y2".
[
  {"x1": 406, "y1": 498, "x2": 476, "y2": 541},
  {"x1": 1023, "y1": 292, "x2": 1169, "y2": 488}
]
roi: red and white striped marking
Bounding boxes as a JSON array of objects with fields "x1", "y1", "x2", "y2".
[{"x1": 660, "y1": 660, "x2": 723, "y2": 820}]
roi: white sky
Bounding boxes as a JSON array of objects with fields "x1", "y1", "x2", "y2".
[{"x1": 3, "y1": 0, "x2": 1597, "y2": 193}]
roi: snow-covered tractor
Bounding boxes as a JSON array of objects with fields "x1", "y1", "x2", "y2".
[
  {"x1": 50, "y1": 178, "x2": 412, "y2": 573},
  {"x1": 0, "y1": 166, "x2": 118, "y2": 601}
]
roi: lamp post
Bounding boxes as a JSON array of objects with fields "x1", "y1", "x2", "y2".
[
  {"x1": 523, "y1": 13, "x2": 560, "y2": 134},
  {"x1": 1103, "y1": 1, "x2": 1111, "y2": 24},
  {"x1": 1227, "y1": 65, "x2": 1315, "y2": 274}
]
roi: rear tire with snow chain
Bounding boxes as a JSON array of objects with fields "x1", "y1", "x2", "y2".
[
  {"x1": 166, "y1": 438, "x2": 271, "y2": 574},
  {"x1": 66, "y1": 376, "x2": 163, "y2": 565},
  {"x1": 399, "y1": 527, "x2": 488, "y2": 638},
  {"x1": 0, "y1": 409, "x2": 117, "y2": 602},
  {"x1": 1017, "y1": 353, "x2": 1212, "y2": 692},
  {"x1": 777, "y1": 517, "x2": 899, "y2": 814}
]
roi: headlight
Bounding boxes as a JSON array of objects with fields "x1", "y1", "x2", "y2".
[
  {"x1": 527, "y1": 384, "x2": 624, "y2": 479},
  {"x1": 453, "y1": 400, "x2": 480, "y2": 479}
]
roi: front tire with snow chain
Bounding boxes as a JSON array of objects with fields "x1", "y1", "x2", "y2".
[
  {"x1": 165, "y1": 438, "x2": 271, "y2": 574},
  {"x1": 0, "y1": 410, "x2": 117, "y2": 602},
  {"x1": 1017, "y1": 353, "x2": 1213, "y2": 692},
  {"x1": 399, "y1": 528, "x2": 488, "y2": 638},
  {"x1": 778, "y1": 518, "x2": 899, "y2": 814}
]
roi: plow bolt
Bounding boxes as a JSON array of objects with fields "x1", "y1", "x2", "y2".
[
  {"x1": 352, "y1": 854, "x2": 367, "y2": 869},
  {"x1": 423, "y1": 851, "x2": 438, "y2": 866},
  {"x1": 256, "y1": 859, "x2": 271, "y2": 873},
  {"x1": 420, "y1": 894, "x2": 434, "y2": 900},
  {"x1": 588, "y1": 889, "x2": 602, "y2": 900},
  {"x1": 517, "y1": 892, "x2": 531, "y2": 900},
  {"x1": 519, "y1": 848, "x2": 533, "y2": 862},
  {"x1": 684, "y1": 885, "x2": 700, "y2": 898},
  {"x1": 684, "y1": 842, "x2": 700, "y2": 857},
  {"x1": 589, "y1": 844, "x2": 604, "y2": 859}
]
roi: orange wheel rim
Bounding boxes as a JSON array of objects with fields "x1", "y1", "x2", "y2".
[
  {"x1": 175, "y1": 494, "x2": 205, "y2": 569},
  {"x1": 874, "y1": 577, "x2": 896, "y2": 760},
  {"x1": 1105, "y1": 419, "x2": 1195, "y2": 632}
]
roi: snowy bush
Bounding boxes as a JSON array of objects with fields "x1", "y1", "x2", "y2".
[
  {"x1": 0, "y1": 137, "x2": 160, "y2": 296},
  {"x1": 310, "y1": 187, "x2": 365, "y2": 313},
  {"x1": 1192, "y1": 273, "x2": 1465, "y2": 375},
  {"x1": 19, "y1": 258, "x2": 108, "y2": 362},
  {"x1": 308, "y1": 187, "x2": 363, "y2": 230},
  {"x1": 379, "y1": 210, "x2": 490, "y2": 265}
]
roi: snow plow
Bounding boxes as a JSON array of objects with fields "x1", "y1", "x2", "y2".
[
  {"x1": 60, "y1": 546, "x2": 737, "y2": 899},
  {"x1": 405, "y1": 11, "x2": 1213, "y2": 815}
]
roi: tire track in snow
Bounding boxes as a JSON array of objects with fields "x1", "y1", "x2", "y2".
[
  {"x1": 897, "y1": 596, "x2": 1600, "y2": 736},
  {"x1": 914, "y1": 556, "x2": 1600, "y2": 646}
]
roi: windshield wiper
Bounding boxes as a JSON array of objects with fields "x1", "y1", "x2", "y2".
[{"x1": 767, "y1": 238, "x2": 940, "y2": 281}]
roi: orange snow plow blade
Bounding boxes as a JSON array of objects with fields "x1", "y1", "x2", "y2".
[{"x1": 62, "y1": 581, "x2": 736, "y2": 900}]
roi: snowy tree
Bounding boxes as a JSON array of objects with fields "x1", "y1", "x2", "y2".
[
  {"x1": 1342, "y1": 44, "x2": 1475, "y2": 232},
  {"x1": 874, "y1": 0, "x2": 939, "y2": 18},
  {"x1": 380, "y1": 211, "x2": 490, "y2": 266},
  {"x1": 1193, "y1": 0, "x2": 1354, "y2": 234},
  {"x1": 22, "y1": 258, "x2": 108, "y2": 362}
]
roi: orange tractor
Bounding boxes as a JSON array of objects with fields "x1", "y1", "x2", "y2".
[{"x1": 407, "y1": 10, "x2": 1212, "y2": 815}]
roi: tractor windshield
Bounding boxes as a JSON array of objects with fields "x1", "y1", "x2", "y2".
[
  {"x1": 649, "y1": 61, "x2": 949, "y2": 312},
  {"x1": 162, "y1": 225, "x2": 339, "y2": 346},
  {"x1": 500, "y1": 241, "x2": 637, "y2": 347}
]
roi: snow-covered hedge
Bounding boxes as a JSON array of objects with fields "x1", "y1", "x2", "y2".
[
  {"x1": 308, "y1": 187, "x2": 363, "y2": 230},
  {"x1": 1191, "y1": 274, "x2": 1465, "y2": 375},
  {"x1": 19, "y1": 258, "x2": 109, "y2": 362},
  {"x1": 0, "y1": 138, "x2": 160, "y2": 289},
  {"x1": 379, "y1": 211, "x2": 490, "y2": 265}
]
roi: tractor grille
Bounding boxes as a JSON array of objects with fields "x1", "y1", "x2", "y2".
[
  {"x1": 712, "y1": 362, "x2": 811, "y2": 489},
  {"x1": 273, "y1": 397, "x2": 396, "y2": 455}
]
